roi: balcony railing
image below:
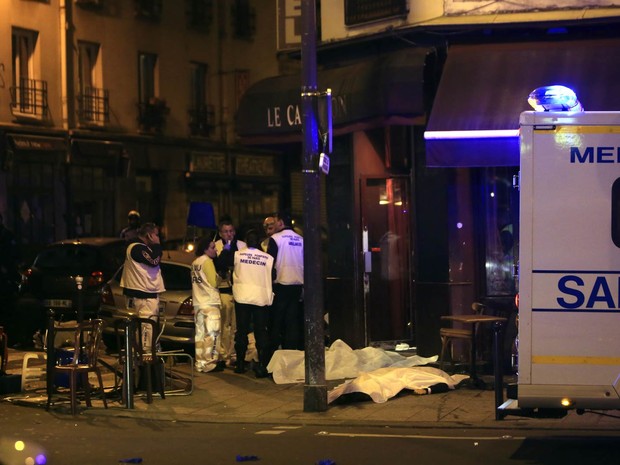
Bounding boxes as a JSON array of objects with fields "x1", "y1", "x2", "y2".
[
  {"x1": 188, "y1": 104, "x2": 215, "y2": 137},
  {"x1": 78, "y1": 87, "x2": 110, "y2": 126},
  {"x1": 137, "y1": 97, "x2": 169, "y2": 134},
  {"x1": 9, "y1": 78, "x2": 49, "y2": 120}
]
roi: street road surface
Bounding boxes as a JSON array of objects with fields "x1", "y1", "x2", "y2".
[{"x1": 1, "y1": 402, "x2": 619, "y2": 465}]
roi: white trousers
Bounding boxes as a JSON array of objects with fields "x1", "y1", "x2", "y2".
[
  {"x1": 128, "y1": 297, "x2": 160, "y2": 353},
  {"x1": 219, "y1": 293, "x2": 236, "y2": 362},
  {"x1": 195, "y1": 305, "x2": 222, "y2": 372}
]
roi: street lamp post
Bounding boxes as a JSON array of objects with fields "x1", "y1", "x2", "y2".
[{"x1": 300, "y1": 0, "x2": 327, "y2": 412}]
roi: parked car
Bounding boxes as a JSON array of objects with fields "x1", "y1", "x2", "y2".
[
  {"x1": 98, "y1": 249, "x2": 196, "y2": 352},
  {"x1": 12, "y1": 237, "x2": 127, "y2": 346}
]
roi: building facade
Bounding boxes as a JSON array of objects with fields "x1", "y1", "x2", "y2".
[
  {"x1": 3, "y1": 0, "x2": 620, "y2": 360},
  {"x1": 0, "y1": 0, "x2": 286, "y2": 263},
  {"x1": 239, "y1": 1, "x2": 620, "y2": 359}
]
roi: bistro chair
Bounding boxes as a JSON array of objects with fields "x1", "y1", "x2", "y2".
[
  {"x1": 439, "y1": 302, "x2": 486, "y2": 371},
  {"x1": 46, "y1": 319, "x2": 108, "y2": 415},
  {"x1": 113, "y1": 317, "x2": 165, "y2": 404}
]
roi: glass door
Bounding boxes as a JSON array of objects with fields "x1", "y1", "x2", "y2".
[{"x1": 361, "y1": 176, "x2": 412, "y2": 345}]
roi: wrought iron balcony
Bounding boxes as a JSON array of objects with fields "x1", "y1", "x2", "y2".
[
  {"x1": 188, "y1": 104, "x2": 215, "y2": 137},
  {"x1": 137, "y1": 97, "x2": 169, "y2": 134},
  {"x1": 77, "y1": 87, "x2": 110, "y2": 126},
  {"x1": 9, "y1": 78, "x2": 49, "y2": 120}
]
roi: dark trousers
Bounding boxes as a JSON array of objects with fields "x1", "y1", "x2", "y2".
[
  {"x1": 235, "y1": 302, "x2": 270, "y2": 368},
  {"x1": 269, "y1": 284, "x2": 303, "y2": 357}
]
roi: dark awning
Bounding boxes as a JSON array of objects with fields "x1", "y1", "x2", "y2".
[
  {"x1": 237, "y1": 48, "x2": 434, "y2": 144},
  {"x1": 425, "y1": 38, "x2": 620, "y2": 167},
  {"x1": 70, "y1": 139, "x2": 126, "y2": 167}
]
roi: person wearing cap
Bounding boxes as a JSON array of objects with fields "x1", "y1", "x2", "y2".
[{"x1": 121, "y1": 210, "x2": 141, "y2": 242}]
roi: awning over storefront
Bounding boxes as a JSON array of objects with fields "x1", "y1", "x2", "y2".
[
  {"x1": 8, "y1": 134, "x2": 67, "y2": 152},
  {"x1": 425, "y1": 39, "x2": 620, "y2": 167},
  {"x1": 237, "y1": 48, "x2": 434, "y2": 144},
  {"x1": 70, "y1": 139, "x2": 126, "y2": 167}
]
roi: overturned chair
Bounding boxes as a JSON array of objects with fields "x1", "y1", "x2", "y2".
[{"x1": 46, "y1": 319, "x2": 108, "y2": 415}]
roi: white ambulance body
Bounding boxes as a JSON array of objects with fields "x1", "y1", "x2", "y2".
[{"x1": 518, "y1": 110, "x2": 620, "y2": 409}]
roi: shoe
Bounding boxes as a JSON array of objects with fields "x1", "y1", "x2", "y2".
[
  {"x1": 212, "y1": 361, "x2": 226, "y2": 373},
  {"x1": 234, "y1": 360, "x2": 246, "y2": 374},
  {"x1": 253, "y1": 365, "x2": 269, "y2": 379}
]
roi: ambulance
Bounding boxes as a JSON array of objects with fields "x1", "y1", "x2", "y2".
[{"x1": 512, "y1": 86, "x2": 620, "y2": 411}]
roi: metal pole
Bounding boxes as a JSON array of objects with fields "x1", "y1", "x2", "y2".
[
  {"x1": 123, "y1": 318, "x2": 135, "y2": 409},
  {"x1": 46, "y1": 310, "x2": 56, "y2": 400},
  {"x1": 75, "y1": 275, "x2": 84, "y2": 323},
  {"x1": 493, "y1": 321, "x2": 505, "y2": 420},
  {"x1": 301, "y1": 0, "x2": 326, "y2": 412}
]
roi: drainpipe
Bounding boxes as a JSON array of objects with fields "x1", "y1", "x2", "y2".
[
  {"x1": 59, "y1": 0, "x2": 76, "y2": 129},
  {"x1": 216, "y1": 1, "x2": 227, "y2": 143}
]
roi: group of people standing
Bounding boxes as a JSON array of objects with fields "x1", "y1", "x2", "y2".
[
  {"x1": 192, "y1": 212, "x2": 304, "y2": 378},
  {"x1": 117, "y1": 208, "x2": 304, "y2": 379}
]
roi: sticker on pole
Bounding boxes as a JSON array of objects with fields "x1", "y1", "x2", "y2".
[{"x1": 319, "y1": 152, "x2": 330, "y2": 175}]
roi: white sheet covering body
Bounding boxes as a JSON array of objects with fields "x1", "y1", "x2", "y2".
[{"x1": 267, "y1": 339, "x2": 468, "y2": 403}]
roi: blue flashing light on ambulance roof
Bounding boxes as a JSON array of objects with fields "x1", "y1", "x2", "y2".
[{"x1": 527, "y1": 85, "x2": 583, "y2": 112}]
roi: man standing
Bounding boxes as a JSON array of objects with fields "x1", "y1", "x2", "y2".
[
  {"x1": 120, "y1": 210, "x2": 141, "y2": 242},
  {"x1": 120, "y1": 222, "x2": 165, "y2": 351},
  {"x1": 260, "y1": 215, "x2": 277, "y2": 252},
  {"x1": 232, "y1": 230, "x2": 274, "y2": 377},
  {"x1": 191, "y1": 237, "x2": 226, "y2": 373},
  {"x1": 267, "y1": 210, "x2": 304, "y2": 358},
  {"x1": 213, "y1": 218, "x2": 246, "y2": 367}
]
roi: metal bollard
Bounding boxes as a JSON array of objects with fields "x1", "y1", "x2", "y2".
[
  {"x1": 75, "y1": 276, "x2": 84, "y2": 323},
  {"x1": 46, "y1": 310, "x2": 56, "y2": 399},
  {"x1": 123, "y1": 317, "x2": 135, "y2": 409},
  {"x1": 492, "y1": 321, "x2": 505, "y2": 420}
]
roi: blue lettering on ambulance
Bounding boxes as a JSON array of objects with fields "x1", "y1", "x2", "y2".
[
  {"x1": 557, "y1": 275, "x2": 618, "y2": 309},
  {"x1": 570, "y1": 146, "x2": 620, "y2": 163}
]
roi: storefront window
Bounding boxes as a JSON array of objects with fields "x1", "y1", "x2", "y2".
[{"x1": 482, "y1": 167, "x2": 519, "y2": 296}]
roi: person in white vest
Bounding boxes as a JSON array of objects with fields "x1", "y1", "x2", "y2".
[
  {"x1": 120, "y1": 222, "x2": 165, "y2": 352},
  {"x1": 191, "y1": 237, "x2": 225, "y2": 373},
  {"x1": 232, "y1": 229, "x2": 274, "y2": 377},
  {"x1": 266, "y1": 210, "x2": 304, "y2": 361},
  {"x1": 213, "y1": 217, "x2": 247, "y2": 368}
]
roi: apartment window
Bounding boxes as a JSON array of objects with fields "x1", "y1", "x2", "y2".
[
  {"x1": 344, "y1": 0, "x2": 408, "y2": 26},
  {"x1": 231, "y1": 0, "x2": 256, "y2": 40},
  {"x1": 188, "y1": 62, "x2": 213, "y2": 137},
  {"x1": 186, "y1": 0, "x2": 214, "y2": 33},
  {"x1": 77, "y1": 41, "x2": 109, "y2": 125},
  {"x1": 135, "y1": 0, "x2": 163, "y2": 20},
  {"x1": 139, "y1": 52, "x2": 158, "y2": 104},
  {"x1": 138, "y1": 52, "x2": 167, "y2": 132},
  {"x1": 10, "y1": 27, "x2": 47, "y2": 118}
]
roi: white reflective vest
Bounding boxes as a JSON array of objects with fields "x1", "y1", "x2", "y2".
[
  {"x1": 271, "y1": 229, "x2": 304, "y2": 285},
  {"x1": 232, "y1": 247, "x2": 274, "y2": 307},
  {"x1": 191, "y1": 254, "x2": 221, "y2": 309},
  {"x1": 120, "y1": 242, "x2": 165, "y2": 294}
]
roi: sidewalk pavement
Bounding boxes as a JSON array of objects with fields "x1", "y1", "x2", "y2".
[{"x1": 2, "y1": 348, "x2": 619, "y2": 431}]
